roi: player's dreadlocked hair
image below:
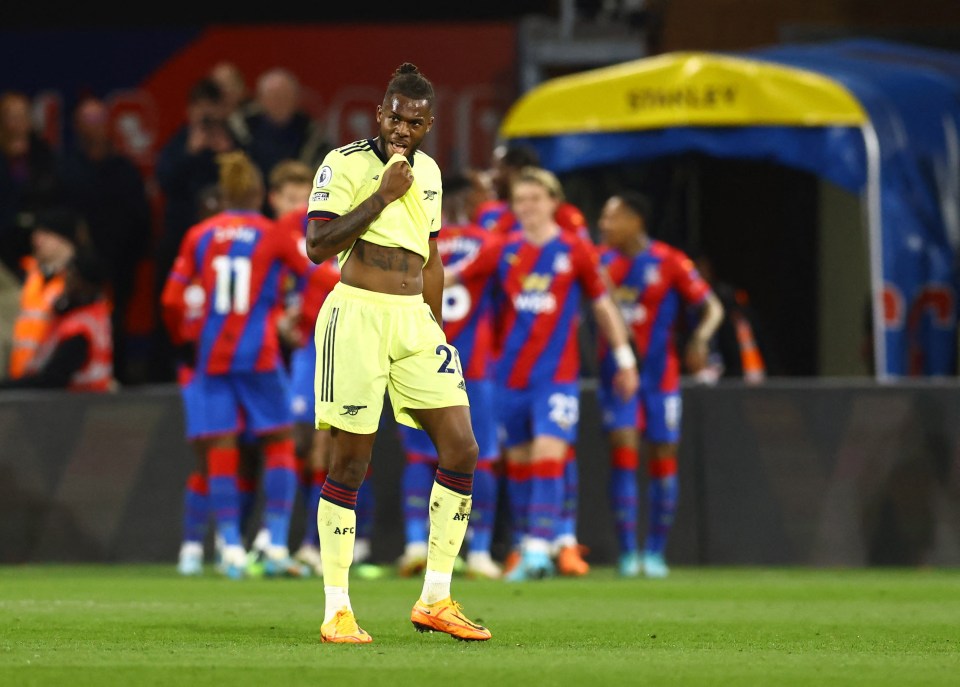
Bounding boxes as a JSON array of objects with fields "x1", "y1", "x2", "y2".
[
  {"x1": 217, "y1": 150, "x2": 263, "y2": 210},
  {"x1": 385, "y1": 62, "x2": 435, "y2": 105}
]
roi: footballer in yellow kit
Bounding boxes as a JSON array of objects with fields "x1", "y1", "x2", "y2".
[{"x1": 307, "y1": 138, "x2": 468, "y2": 435}]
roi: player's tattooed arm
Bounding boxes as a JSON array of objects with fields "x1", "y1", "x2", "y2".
[{"x1": 305, "y1": 194, "x2": 387, "y2": 264}]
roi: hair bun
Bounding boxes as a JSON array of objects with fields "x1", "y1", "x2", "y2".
[{"x1": 396, "y1": 62, "x2": 419, "y2": 75}]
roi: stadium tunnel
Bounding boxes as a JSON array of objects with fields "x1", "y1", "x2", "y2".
[{"x1": 498, "y1": 38, "x2": 960, "y2": 380}]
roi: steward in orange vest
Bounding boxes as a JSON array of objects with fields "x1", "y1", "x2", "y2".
[
  {"x1": 0, "y1": 249, "x2": 114, "y2": 392},
  {"x1": 8, "y1": 207, "x2": 82, "y2": 378}
]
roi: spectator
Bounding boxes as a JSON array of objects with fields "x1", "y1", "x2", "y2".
[
  {"x1": 210, "y1": 61, "x2": 253, "y2": 126},
  {"x1": 0, "y1": 248, "x2": 114, "y2": 392},
  {"x1": 0, "y1": 258, "x2": 18, "y2": 363},
  {"x1": 6, "y1": 207, "x2": 85, "y2": 380},
  {"x1": 59, "y1": 96, "x2": 152, "y2": 385},
  {"x1": 0, "y1": 91, "x2": 62, "y2": 275},
  {"x1": 242, "y1": 68, "x2": 330, "y2": 213},
  {"x1": 691, "y1": 253, "x2": 773, "y2": 384},
  {"x1": 152, "y1": 76, "x2": 239, "y2": 382},
  {"x1": 209, "y1": 61, "x2": 256, "y2": 149}
]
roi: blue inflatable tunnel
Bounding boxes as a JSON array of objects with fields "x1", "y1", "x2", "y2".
[{"x1": 499, "y1": 39, "x2": 960, "y2": 379}]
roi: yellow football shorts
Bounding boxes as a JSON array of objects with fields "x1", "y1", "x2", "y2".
[{"x1": 314, "y1": 282, "x2": 469, "y2": 434}]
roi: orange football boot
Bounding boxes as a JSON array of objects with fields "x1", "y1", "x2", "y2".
[
  {"x1": 411, "y1": 597, "x2": 492, "y2": 641},
  {"x1": 556, "y1": 544, "x2": 590, "y2": 576},
  {"x1": 320, "y1": 609, "x2": 373, "y2": 644}
]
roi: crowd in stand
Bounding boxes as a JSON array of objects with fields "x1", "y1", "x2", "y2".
[{"x1": 0, "y1": 63, "x2": 333, "y2": 389}]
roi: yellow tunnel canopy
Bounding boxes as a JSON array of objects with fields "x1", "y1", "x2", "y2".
[{"x1": 499, "y1": 52, "x2": 868, "y2": 139}]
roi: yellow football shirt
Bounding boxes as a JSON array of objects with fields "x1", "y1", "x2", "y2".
[{"x1": 306, "y1": 138, "x2": 443, "y2": 266}]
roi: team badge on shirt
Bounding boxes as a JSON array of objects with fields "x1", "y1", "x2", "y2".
[
  {"x1": 423, "y1": 190, "x2": 438, "y2": 201},
  {"x1": 553, "y1": 253, "x2": 572, "y2": 274},
  {"x1": 316, "y1": 166, "x2": 333, "y2": 188},
  {"x1": 644, "y1": 264, "x2": 661, "y2": 285}
]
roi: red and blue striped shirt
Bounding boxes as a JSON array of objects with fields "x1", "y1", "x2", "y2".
[{"x1": 163, "y1": 209, "x2": 311, "y2": 375}]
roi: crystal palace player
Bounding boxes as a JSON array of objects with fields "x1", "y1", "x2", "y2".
[
  {"x1": 446, "y1": 167, "x2": 639, "y2": 581},
  {"x1": 161, "y1": 150, "x2": 311, "y2": 579},
  {"x1": 596, "y1": 191, "x2": 723, "y2": 578},
  {"x1": 395, "y1": 173, "x2": 503, "y2": 580},
  {"x1": 305, "y1": 63, "x2": 490, "y2": 644},
  {"x1": 477, "y1": 145, "x2": 595, "y2": 576}
]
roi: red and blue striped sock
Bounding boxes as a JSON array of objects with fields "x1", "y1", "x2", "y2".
[
  {"x1": 320, "y1": 477, "x2": 359, "y2": 510},
  {"x1": 236, "y1": 476, "x2": 257, "y2": 536},
  {"x1": 645, "y1": 455, "x2": 678, "y2": 555},
  {"x1": 207, "y1": 446, "x2": 241, "y2": 547},
  {"x1": 435, "y1": 466, "x2": 473, "y2": 495},
  {"x1": 262, "y1": 438, "x2": 297, "y2": 552},
  {"x1": 529, "y1": 458, "x2": 564, "y2": 543},
  {"x1": 468, "y1": 460, "x2": 497, "y2": 554},
  {"x1": 506, "y1": 462, "x2": 532, "y2": 549},
  {"x1": 556, "y1": 447, "x2": 579, "y2": 542},
  {"x1": 402, "y1": 457, "x2": 436, "y2": 545},
  {"x1": 609, "y1": 445, "x2": 639, "y2": 554},
  {"x1": 182, "y1": 471, "x2": 208, "y2": 544}
]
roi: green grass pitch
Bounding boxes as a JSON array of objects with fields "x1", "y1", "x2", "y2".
[{"x1": 1, "y1": 565, "x2": 957, "y2": 686}]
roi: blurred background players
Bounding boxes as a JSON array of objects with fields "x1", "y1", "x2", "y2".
[
  {"x1": 173, "y1": 185, "x2": 221, "y2": 576},
  {"x1": 161, "y1": 150, "x2": 310, "y2": 578},
  {"x1": 396, "y1": 172, "x2": 502, "y2": 580},
  {"x1": 596, "y1": 190, "x2": 724, "y2": 577},
  {"x1": 482, "y1": 146, "x2": 597, "y2": 575},
  {"x1": 172, "y1": 183, "x2": 270, "y2": 576},
  {"x1": 446, "y1": 167, "x2": 638, "y2": 581}
]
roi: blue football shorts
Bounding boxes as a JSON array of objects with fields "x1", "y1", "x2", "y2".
[
  {"x1": 397, "y1": 377, "x2": 500, "y2": 462},
  {"x1": 497, "y1": 380, "x2": 580, "y2": 448}
]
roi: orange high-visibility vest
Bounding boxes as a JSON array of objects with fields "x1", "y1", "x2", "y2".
[
  {"x1": 9, "y1": 258, "x2": 65, "y2": 378},
  {"x1": 732, "y1": 311, "x2": 766, "y2": 383},
  {"x1": 27, "y1": 299, "x2": 114, "y2": 392}
]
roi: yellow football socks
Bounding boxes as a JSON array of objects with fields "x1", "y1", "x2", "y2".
[
  {"x1": 318, "y1": 498, "x2": 355, "y2": 588},
  {"x1": 426, "y1": 481, "x2": 472, "y2": 575}
]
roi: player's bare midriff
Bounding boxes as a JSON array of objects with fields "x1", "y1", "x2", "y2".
[{"x1": 340, "y1": 238, "x2": 425, "y2": 295}]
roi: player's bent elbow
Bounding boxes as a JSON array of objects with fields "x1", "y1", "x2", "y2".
[
  {"x1": 305, "y1": 243, "x2": 330, "y2": 265},
  {"x1": 305, "y1": 220, "x2": 334, "y2": 264}
]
